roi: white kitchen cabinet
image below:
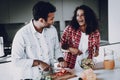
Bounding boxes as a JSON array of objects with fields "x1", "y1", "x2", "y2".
[
  {"x1": 62, "y1": 0, "x2": 83, "y2": 21},
  {"x1": 50, "y1": 0, "x2": 63, "y2": 21}
]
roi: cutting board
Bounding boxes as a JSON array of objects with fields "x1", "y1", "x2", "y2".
[{"x1": 49, "y1": 72, "x2": 77, "y2": 80}]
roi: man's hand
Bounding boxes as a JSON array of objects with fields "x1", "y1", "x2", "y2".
[
  {"x1": 59, "y1": 61, "x2": 67, "y2": 68},
  {"x1": 38, "y1": 61, "x2": 51, "y2": 71},
  {"x1": 32, "y1": 60, "x2": 51, "y2": 71}
]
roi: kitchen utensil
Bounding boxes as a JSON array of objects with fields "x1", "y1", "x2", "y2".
[{"x1": 0, "y1": 37, "x2": 4, "y2": 57}]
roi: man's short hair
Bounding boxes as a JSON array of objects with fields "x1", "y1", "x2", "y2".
[{"x1": 32, "y1": 1, "x2": 56, "y2": 21}]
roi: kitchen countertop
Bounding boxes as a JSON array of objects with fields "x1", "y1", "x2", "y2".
[
  {"x1": 68, "y1": 61, "x2": 120, "y2": 80},
  {"x1": 0, "y1": 59, "x2": 119, "y2": 80},
  {"x1": 68, "y1": 68, "x2": 120, "y2": 80}
]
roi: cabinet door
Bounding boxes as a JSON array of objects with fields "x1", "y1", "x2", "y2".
[
  {"x1": 9, "y1": 0, "x2": 38, "y2": 23},
  {"x1": 63, "y1": 0, "x2": 83, "y2": 20},
  {"x1": 0, "y1": 0, "x2": 9, "y2": 23},
  {"x1": 50, "y1": 0, "x2": 63, "y2": 21},
  {"x1": 83, "y1": 0, "x2": 99, "y2": 18}
]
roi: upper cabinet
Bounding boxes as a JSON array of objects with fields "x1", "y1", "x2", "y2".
[
  {"x1": 0, "y1": 0, "x2": 9, "y2": 23},
  {"x1": 9, "y1": 0, "x2": 33, "y2": 23},
  {"x1": 51, "y1": 0, "x2": 83, "y2": 21},
  {"x1": 50, "y1": 0, "x2": 63, "y2": 21},
  {"x1": 0, "y1": 0, "x2": 39, "y2": 23},
  {"x1": 83, "y1": 0, "x2": 99, "y2": 18},
  {"x1": 62, "y1": 0, "x2": 83, "y2": 20},
  {"x1": 0, "y1": 0, "x2": 99, "y2": 24}
]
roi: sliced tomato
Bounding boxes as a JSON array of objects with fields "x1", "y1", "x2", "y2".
[
  {"x1": 55, "y1": 68, "x2": 68, "y2": 76},
  {"x1": 55, "y1": 72, "x2": 63, "y2": 76},
  {"x1": 60, "y1": 68, "x2": 67, "y2": 73}
]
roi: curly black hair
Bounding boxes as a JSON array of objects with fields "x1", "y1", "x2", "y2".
[{"x1": 70, "y1": 5, "x2": 99, "y2": 34}]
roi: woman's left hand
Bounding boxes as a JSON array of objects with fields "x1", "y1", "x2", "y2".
[
  {"x1": 69, "y1": 47, "x2": 82, "y2": 55},
  {"x1": 93, "y1": 50, "x2": 99, "y2": 57}
]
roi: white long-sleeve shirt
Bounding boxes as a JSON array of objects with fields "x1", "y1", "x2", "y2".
[{"x1": 11, "y1": 20, "x2": 63, "y2": 79}]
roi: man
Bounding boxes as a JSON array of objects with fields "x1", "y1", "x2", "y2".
[{"x1": 11, "y1": 1, "x2": 67, "y2": 79}]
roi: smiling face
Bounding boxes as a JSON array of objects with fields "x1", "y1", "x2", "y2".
[
  {"x1": 33, "y1": 12, "x2": 55, "y2": 33},
  {"x1": 76, "y1": 9, "x2": 86, "y2": 27},
  {"x1": 44, "y1": 12, "x2": 55, "y2": 28}
]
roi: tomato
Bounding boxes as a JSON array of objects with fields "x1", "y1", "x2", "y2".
[
  {"x1": 60, "y1": 68, "x2": 67, "y2": 73},
  {"x1": 55, "y1": 72, "x2": 63, "y2": 76},
  {"x1": 55, "y1": 68, "x2": 68, "y2": 76}
]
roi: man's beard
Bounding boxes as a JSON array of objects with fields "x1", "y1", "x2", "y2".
[{"x1": 45, "y1": 25, "x2": 51, "y2": 28}]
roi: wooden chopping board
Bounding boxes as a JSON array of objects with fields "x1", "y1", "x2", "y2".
[{"x1": 49, "y1": 72, "x2": 77, "y2": 80}]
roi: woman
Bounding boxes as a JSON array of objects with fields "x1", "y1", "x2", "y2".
[{"x1": 61, "y1": 5, "x2": 100, "y2": 69}]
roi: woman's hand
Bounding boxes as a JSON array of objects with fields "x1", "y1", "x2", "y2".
[
  {"x1": 69, "y1": 47, "x2": 82, "y2": 55},
  {"x1": 93, "y1": 50, "x2": 99, "y2": 57}
]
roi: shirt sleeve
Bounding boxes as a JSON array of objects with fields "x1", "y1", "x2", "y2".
[
  {"x1": 60, "y1": 26, "x2": 70, "y2": 49},
  {"x1": 53, "y1": 27, "x2": 64, "y2": 60},
  {"x1": 11, "y1": 30, "x2": 34, "y2": 70},
  {"x1": 95, "y1": 30, "x2": 100, "y2": 51}
]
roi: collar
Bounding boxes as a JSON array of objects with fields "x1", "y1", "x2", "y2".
[
  {"x1": 29, "y1": 19, "x2": 38, "y2": 35},
  {"x1": 30, "y1": 19, "x2": 45, "y2": 34}
]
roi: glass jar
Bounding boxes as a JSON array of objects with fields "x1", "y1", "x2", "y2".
[{"x1": 103, "y1": 48, "x2": 115, "y2": 70}]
